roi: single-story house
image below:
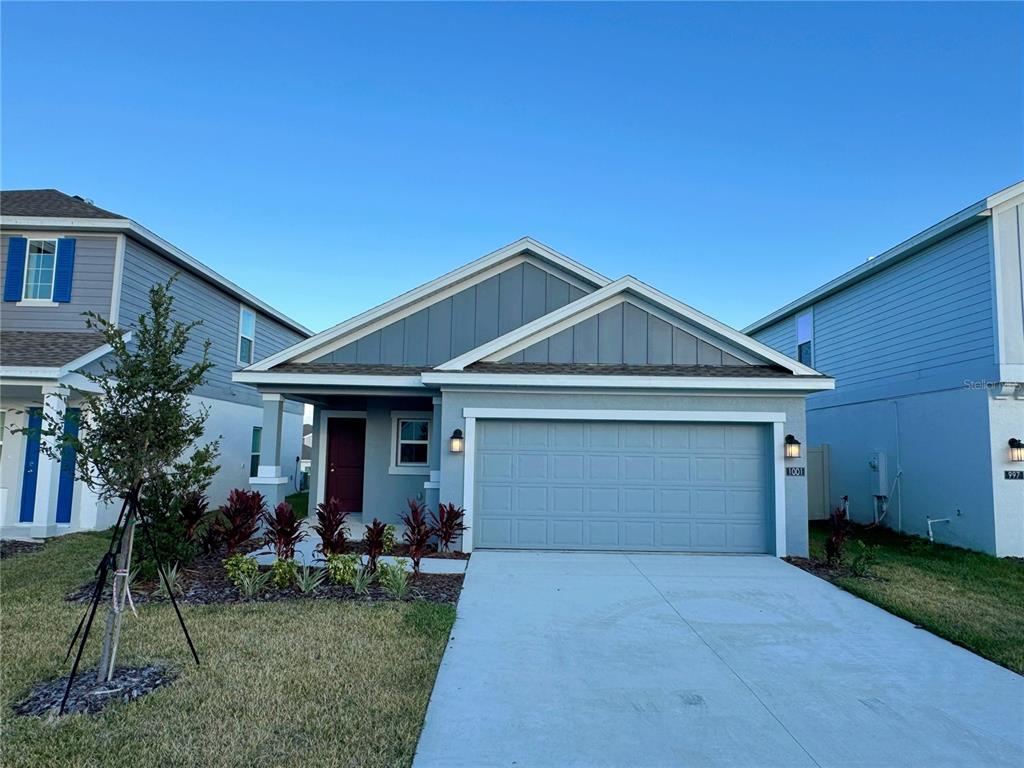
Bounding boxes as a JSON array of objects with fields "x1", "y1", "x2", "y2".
[{"x1": 235, "y1": 238, "x2": 833, "y2": 556}]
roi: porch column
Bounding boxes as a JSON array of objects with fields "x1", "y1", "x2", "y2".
[
  {"x1": 424, "y1": 395, "x2": 442, "y2": 511},
  {"x1": 250, "y1": 394, "x2": 291, "y2": 508},
  {"x1": 34, "y1": 385, "x2": 67, "y2": 535}
]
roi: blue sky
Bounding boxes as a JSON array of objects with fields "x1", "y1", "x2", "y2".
[{"x1": 2, "y1": 2, "x2": 1021, "y2": 333}]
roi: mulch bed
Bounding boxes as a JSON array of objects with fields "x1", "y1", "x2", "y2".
[
  {"x1": 1, "y1": 540, "x2": 44, "y2": 559},
  {"x1": 66, "y1": 545, "x2": 464, "y2": 606},
  {"x1": 12, "y1": 665, "x2": 177, "y2": 719},
  {"x1": 344, "y1": 541, "x2": 470, "y2": 560},
  {"x1": 785, "y1": 556, "x2": 883, "y2": 582}
]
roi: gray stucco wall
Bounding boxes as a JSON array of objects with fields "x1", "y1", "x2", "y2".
[
  {"x1": 0, "y1": 232, "x2": 117, "y2": 330},
  {"x1": 119, "y1": 237, "x2": 305, "y2": 407},
  {"x1": 438, "y1": 389, "x2": 810, "y2": 557},
  {"x1": 509, "y1": 300, "x2": 751, "y2": 365},
  {"x1": 315, "y1": 261, "x2": 591, "y2": 366}
]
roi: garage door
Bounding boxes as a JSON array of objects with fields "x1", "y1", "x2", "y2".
[{"x1": 473, "y1": 420, "x2": 772, "y2": 552}]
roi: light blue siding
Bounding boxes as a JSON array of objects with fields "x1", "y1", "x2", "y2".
[
  {"x1": 119, "y1": 238, "x2": 304, "y2": 406},
  {"x1": 753, "y1": 221, "x2": 995, "y2": 392},
  {"x1": 316, "y1": 261, "x2": 592, "y2": 365}
]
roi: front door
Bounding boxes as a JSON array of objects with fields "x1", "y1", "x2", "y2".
[{"x1": 326, "y1": 418, "x2": 366, "y2": 512}]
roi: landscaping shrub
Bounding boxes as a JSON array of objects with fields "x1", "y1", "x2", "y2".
[
  {"x1": 400, "y1": 499, "x2": 433, "y2": 575},
  {"x1": 236, "y1": 569, "x2": 272, "y2": 598},
  {"x1": 351, "y1": 567, "x2": 375, "y2": 595},
  {"x1": 263, "y1": 501, "x2": 307, "y2": 560},
  {"x1": 378, "y1": 559, "x2": 411, "y2": 599},
  {"x1": 363, "y1": 518, "x2": 387, "y2": 574},
  {"x1": 154, "y1": 562, "x2": 184, "y2": 598},
  {"x1": 825, "y1": 499, "x2": 849, "y2": 566},
  {"x1": 179, "y1": 490, "x2": 212, "y2": 543},
  {"x1": 312, "y1": 498, "x2": 350, "y2": 556},
  {"x1": 295, "y1": 565, "x2": 326, "y2": 594},
  {"x1": 135, "y1": 476, "x2": 198, "y2": 580},
  {"x1": 325, "y1": 553, "x2": 360, "y2": 585},
  {"x1": 431, "y1": 503, "x2": 468, "y2": 552},
  {"x1": 382, "y1": 524, "x2": 397, "y2": 554},
  {"x1": 849, "y1": 540, "x2": 878, "y2": 577},
  {"x1": 213, "y1": 489, "x2": 265, "y2": 553},
  {"x1": 270, "y1": 558, "x2": 299, "y2": 589},
  {"x1": 223, "y1": 553, "x2": 259, "y2": 587}
]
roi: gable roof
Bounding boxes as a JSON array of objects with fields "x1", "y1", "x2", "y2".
[
  {"x1": 743, "y1": 180, "x2": 1024, "y2": 335},
  {"x1": 1, "y1": 189, "x2": 124, "y2": 219},
  {"x1": 246, "y1": 237, "x2": 610, "y2": 371},
  {"x1": 1, "y1": 189, "x2": 311, "y2": 337},
  {"x1": 0, "y1": 330, "x2": 106, "y2": 368},
  {"x1": 436, "y1": 276, "x2": 822, "y2": 376}
]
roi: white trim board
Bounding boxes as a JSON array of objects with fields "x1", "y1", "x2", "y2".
[
  {"x1": 459, "y1": 407, "x2": 789, "y2": 557},
  {"x1": 437, "y1": 275, "x2": 821, "y2": 375},
  {"x1": 424, "y1": 372, "x2": 834, "y2": 391},
  {"x1": 233, "y1": 371, "x2": 427, "y2": 388},
  {"x1": 247, "y1": 237, "x2": 611, "y2": 370}
]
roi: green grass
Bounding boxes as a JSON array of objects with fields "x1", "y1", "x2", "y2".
[
  {"x1": 0, "y1": 531, "x2": 455, "y2": 767},
  {"x1": 808, "y1": 522, "x2": 1024, "y2": 674},
  {"x1": 285, "y1": 490, "x2": 309, "y2": 519}
]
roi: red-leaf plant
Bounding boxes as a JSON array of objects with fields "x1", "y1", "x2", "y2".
[
  {"x1": 180, "y1": 490, "x2": 210, "y2": 542},
  {"x1": 363, "y1": 518, "x2": 388, "y2": 574},
  {"x1": 825, "y1": 496, "x2": 850, "y2": 566},
  {"x1": 214, "y1": 489, "x2": 266, "y2": 554},
  {"x1": 264, "y1": 501, "x2": 308, "y2": 560},
  {"x1": 400, "y1": 499, "x2": 433, "y2": 575},
  {"x1": 430, "y1": 502, "x2": 468, "y2": 553},
  {"x1": 312, "y1": 498, "x2": 351, "y2": 556}
]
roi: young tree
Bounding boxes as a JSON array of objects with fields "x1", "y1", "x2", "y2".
[{"x1": 27, "y1": 275, "x2": 219, "y2": 686}]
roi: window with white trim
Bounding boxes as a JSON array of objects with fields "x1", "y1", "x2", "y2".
[
  {"x1": 250, "y1": 426, "x2": 262, "y2": 477},
  {"x1": 390, "y1": 412, "x2": 431, "y2": 474},
  {"x1": 796, "y1": 311, "x2": 813, "y2": 367},
  {"x1": 23, "y1": 239, "x2": 58, "y2": 300},
  {"x1": 238, "y1": 306, "x2": 256, "y2": 365}
]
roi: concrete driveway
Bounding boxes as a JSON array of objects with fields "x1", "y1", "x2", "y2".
[{"x1": 414, "y1": 552, "x2": 1024, "y2": 768}]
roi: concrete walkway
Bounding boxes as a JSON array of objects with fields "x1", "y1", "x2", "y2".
[{"x1": 414, "y1": 551, "x2": 1024, "y2": 768}]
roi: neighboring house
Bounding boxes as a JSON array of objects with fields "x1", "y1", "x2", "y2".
[
  {"x1": 234, "y1": 238, "x2": 833, "y2": 556},
  {"x1": 746, "y1": 182, "x2": 1024, "y2": 557},
  {"x1": 0, "y1": 189, "x2": 311, "y2": 538}
]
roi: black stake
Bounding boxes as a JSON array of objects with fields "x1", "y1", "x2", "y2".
[
  {"x1": 136, "y1": 508, "x2": 200, "y2": 667},
  {"x1": 59, "y1": 552, "x2": 114, "y2": 715}
]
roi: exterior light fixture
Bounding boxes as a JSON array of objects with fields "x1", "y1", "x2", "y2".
[
  {"x1": 1009, "y1": 438, "x2": 1024, "y2": 463},
  {"x1": 450, "y1": 429, "x2": 465, "y2": 454},
  {"x1": 784, "y1": 434, "x2": 802, "y2": 459}
]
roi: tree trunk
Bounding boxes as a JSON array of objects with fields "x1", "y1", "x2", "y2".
[{"x1": 98, "y1": 506, "x2": 136, "y2": 681}]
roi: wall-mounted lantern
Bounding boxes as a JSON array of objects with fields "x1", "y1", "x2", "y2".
[
  {"x1": 1009, "y1": 438, "x2": 1024, "y2": 463},
  {"x1": 450, "y1": 429, "x2": 465, "y2": 454},
  {"x1": 784, "y1": 434, "x2": 802, "y2": 459}
]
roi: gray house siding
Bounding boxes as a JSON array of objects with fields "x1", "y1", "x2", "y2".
[
  {"x1": 753, "y1": 221, "x2": 996, "y2": 395},
  {"x1": 119, "y1": 237, "x2": 304, "y2": 407},
  {"x1": 508, "y1": 301, "x2": 752, "y2": 366},
  {"x1": 315, "y1": 262, "x2": 591, "y2": 365},
  {"x1": 0, "y1": 233, "x2": 116, "y2": 330}
]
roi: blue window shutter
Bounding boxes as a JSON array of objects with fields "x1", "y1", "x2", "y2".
[
  {"x1": 53, "y1": 238, "x2": 76, "y2": 302},
  {"x1": 3, "y1": 236, "x2": 27, "y2": 302}
]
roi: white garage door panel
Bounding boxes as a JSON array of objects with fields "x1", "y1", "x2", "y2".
[{"x1": 474, "y1": 420, "x2": 771, "y2": 552}]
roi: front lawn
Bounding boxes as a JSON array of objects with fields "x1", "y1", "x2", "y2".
[
  {"x1": 805, "y1": 522, "x2": 1024, "y2": 675},
  {"x1": 0, "y1": 532, "x2": 455, "y2": 767},
  {"x1": 285, "y1": 490, "x2": 309, "y2": 519}
]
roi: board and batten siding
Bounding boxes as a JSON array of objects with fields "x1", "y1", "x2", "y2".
[
  {"x1": 0, "y1": 233, "x2": 117, "y2": 330},
  {"x1": 507, "y1": 300, "x2": 751, "y2": 366},
  {"x1": 314, "y1": 262, "x2": 592, "y2": 366},
  {"x1": 753, "y1": 221, "x2": 995, "y2": 392},
  {"x1": 118, "y1": 238, "x2": 304, "y2": 407}
]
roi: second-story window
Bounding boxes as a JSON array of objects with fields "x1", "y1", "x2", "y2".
[
  {"x1": 796, "y1": 310, "x2": 813, "y2": 367},
  {"x1": 238, "y1": 306, "x2": 256, "y2": 365},
  {"x1": 23, "y1": 239, "x2": 58, "y2": 300}
]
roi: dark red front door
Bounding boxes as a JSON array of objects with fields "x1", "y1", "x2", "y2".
[{"x1": 326, "y1": 418, "x2": 366, "y2": 512}]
